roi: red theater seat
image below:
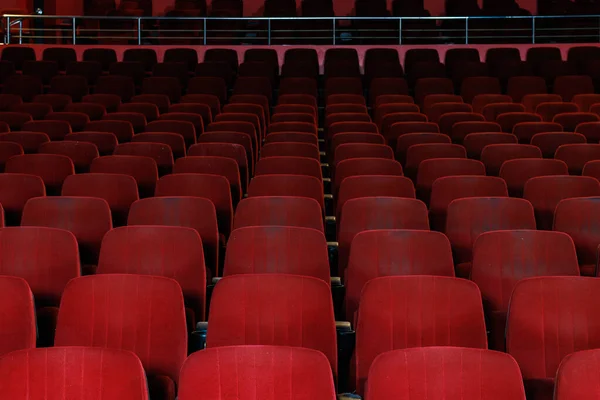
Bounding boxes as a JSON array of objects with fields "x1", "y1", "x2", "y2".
[
  {"x1": 354, "y1": 276, "x2": 487, "y2": 395},
  {"x1": 366, "y1": 347, "x2": 526, "y2": 400},
  {"x1": 233, "y1": 196, "x2": 323, "y2": 232},
  {"x1": 345, "y1": 230, "x2": 454, "y2": 320},
  {"x1": 98, "y1": 226, "x2": 206, "y2": 322},
  {"x1": 555, "y1": 349, "x2": 600, "y2": 400},
  {"x1": 472, "y1": 230, "x2": 579, "y2": 351},
  {"x1": 445, "y1": 197, "x2": 537, "y2": 278},
  {"x1": 39, "y1": 141, "x2": 99, "y2": 173},
  {"x1": 128, "y1": 197, "x2": 219, "y2": 277},
  {"x1": 555, "y1": 143, "x2": 600, "y2": 174},
  {"x1": 254, "y1": 157, "x2": 322, "y2": 181},
  {"x1": 429, "y1": 176, "x2": 508, "y2": 231},
  {"x1": 0, "y1": 173, "x2": 45, "y2": 225},
  {"x1": 507, "y1": 277, "x2": 600, "y2": 400},
  {"x1": 524, "y1": 176, "x2": 600, "y2": 230},
  {"x1": 155, "y1": 174, "x2": 233, "y2": 238},
  {"x1": 0, "y1": 347, "x2": 149, "y2": 400},
  {"x1": 178, "y1": 346, "x2": 336, "y2": 400},
  {"x1": 0, "y1": 276, "x2": 36, "y2": 357},
  {"x1": 248, "y1": 175, "x2": 324, "y2": 211},
  {"x1": 480, "y1": 144, "x2": 543, "y2": 175},
  {"x1": 554, "y1": 197, "x2": 600, "y2": 276},
  {"x1": 5, "y1": 154, "x2": 73, "y2": 194},
  {"x1": 338, "y1": 197, "x2": 429, "y2": 279},
  {"x1": 500, "y1": 158, "x2": 569, "y2": 197},
  {"x1": 55, "y1": 275, "x2": 187, "y2": 400},
  {"x1": 224, "y1": 226, "x2": 329, "y2": 284},
  {"x1": 21, "y1": 197, "x2": 112, "y2": 267},
  {"x1": 207, "y1": 274, "x2": 337, "y2": 375}
]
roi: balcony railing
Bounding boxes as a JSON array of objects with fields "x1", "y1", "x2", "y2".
[{"x1": 3, "y1": 14, "x2": 600, "y2": 46}]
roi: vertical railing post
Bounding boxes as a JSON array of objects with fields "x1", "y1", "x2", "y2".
[
  {"x1": 5, "y1": 17, "x2": 10, "y2": 44},
  {"x1": 203, "y1": 18, "x2": 207, "y2": 45},
  {"x1": 72, "y1": 17, "x2": 76, "y2": 44},
  {"x1": 332, "y1": 18, "x2": 336, "y2": 45},
  {"x1": 532, "y1": 16, "x2": 536, "y2": 44},
  {"x1": 268, "y1": 18, "x2": 271, "y2": 45},
  {"x1": 465, "y1": 16, "x2": 469, "y2": 44},
  {"x1": 398, "y1": 17, "x2": 402, "y2": 44},
  {"x1": 137, "y1": 17, "x2": 141, "y2": 44},
  {"x1": 19, "y1": 20, "x2": 23, "y2": 44}
]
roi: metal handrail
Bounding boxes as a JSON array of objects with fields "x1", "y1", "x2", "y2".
[{"x1": 4, "y1": 13, "x2": 600, "y2": 45}]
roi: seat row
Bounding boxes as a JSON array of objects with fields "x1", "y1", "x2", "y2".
[{"x1": 3, "y1": 271, "x2": 600, "y2": 399}]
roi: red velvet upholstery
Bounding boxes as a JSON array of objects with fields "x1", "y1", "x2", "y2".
[
  {"x1": 255, "y1": 157, "x2": 322, "y2": 181},
  {"x1": 366, "y1": 347, "x2": 525, "y2": 400},
  {"x1": 416, "y1": 158, "x2": 485, "y2": 202},
  {"x1": 426, "y1": 102, "x2": 472, "y2": 123},
  {"x1": 128, "y1": 197, "x2": 219, "y2": 277},
  {"x1": 207, "y1": 275, "x2": 337, "y2": 375},
  {"x1": 355, "y1": 276, "x2": 487, "y2": 394},
  {"x1": 178, "y1": 346, "x2": 336, "y2": 400},
  {"x1": 155, "y1": 173, "x2": 233, "y2": 237},
  {"x1": 98, "y1": 226, "x2": 206, "y2": 321},
  {"x1": 188, "y1": 143, "x2": 249, "y2": 181},
  {"x1": 334, "y1": 158, "x2": 403, "y2": 199},
  {"x1": 21, "y1": 197, "x2": 112, "y2": 266},
  {"x1": 114, "y1": 142, "x2": 174, "y2": 172},
  {"x1": 91, "y1": 156, "x2": 158, "y2": 198},
  {"x1": 530, "y1": 132, "x2": 586, "y2": 158},
  {"x1": 497, "y1": 112, "x2": 542, "y2": 133},
  {"x1": 553, "y1": 112, "x2": 599, "y2": 132},
  {"x1": 86, "y1": 120, "x2": 134, "y2": 142},
  {"x1": 174, "y1": 156, "x2": 242, "y2": 203},
  {"x1": 55, "y1": 275, "x2": 187, "y2": 400},
  {"x1": 0, "y1": 173, "x2": 45, "y2": 225},
  {"x1": 261, "y1": 143, "x2": 320, "y2": 160},
  {"x1": 446, "y1": 197, "x2": 537, "y2": 278},
  {"x1": 233, "y1": 196, "x2": 323, "y2": 232},
  {"x1": 554, "y1": 197, "x2": 600, "y2": 276},
  {"x1": 524, "y1": 176, "x2": 600, "y2": 230},
  {"x1": 575, "y1": 121, "x2": 600, "y2": 142},
  {"x1": 535, "y1": 102, "x2": 579, "y2": 122},
  {"x1": 345, "y1": 230, "x2": 454, "y2": 320},
  {"x1": 46, "y1": 112, "x2": 90, "y2": 132},
  {"x1": 507, "y1": 277, "x2": 600, "y2": 400},
  {"x1": 555, "y1": 144, "x2": 600, "y2": 175},
  {"x1": 472, "y1": 230, "x2": 579, "y2": 351},
  {"x1": 336, "y1": 175, "x2": 415, "y2": 219},
  {"x1": 248, "y1": 175, "x2": 324, "y2": 211},
  {"x1": 451, "y1": 121, "x2": 502, "y2": 143},
  {"x1": 224, "y1": 226, "x2": 329, "y2": 284},
  {"x1": 0, "y1": 347, "x2": 149, "y2": 399},
  {"x1": 62, "y1": 173, "x2": 139, "y2": 226},
  {"x1": 338, "y1": 197, "x2": 429, "y2": 279},
  {"x1": 0, "y1": 227, "x2": 79, "y2": 307},
  {"x1": 39, "y1": 141, "x2": 99, "y2": 172},
  {"x1": 480, "y1": 144, "x2": 542, "y2": 175},
  {"x1": 405, "y1": 143, "x2": 467, "y2": 179},
  {"x1": 0, "y1": 132, "x2": 50, "y2": 154},
  {"x1": 65, "y1": 132, "x2": 118, "y2": 155},
  {"x1": 146, "y1": 120, "x2": 196, "y2": 147},
  {"x1": 267, "y1": 132, "x2": 319, "y2": 145},
  {"x1": 333, "y1": 143, "x2": 393, "y2": 167},
  {"x1": 429, "y1": 176, "x2": 508, "y2": 231},
  {"x1": 5, "y1": 154, "x2": 73, "y2": 195},
  {"x1": 0, "y1": 143, "x2": 23, "y2": 172},
  {"x1": 133, "y1": 132, "x2": 187, "y2": 159},
  {"x1": 500, "y1": 159, "x2": 568, "y2": 197},
  {"x1": 0, "y1": 276, "x2": 36, "y2": 357},
  {"x1": 512, "y1": 121, "x2": 563, "y2": 143},
  {"x1": 555, "y1": 349, "x2": 600, "y2": 400}
]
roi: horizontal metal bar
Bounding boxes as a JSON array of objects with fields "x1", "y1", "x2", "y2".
[{"x1": 3, "y1": 13, "x2": 596, "y2": 21}]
